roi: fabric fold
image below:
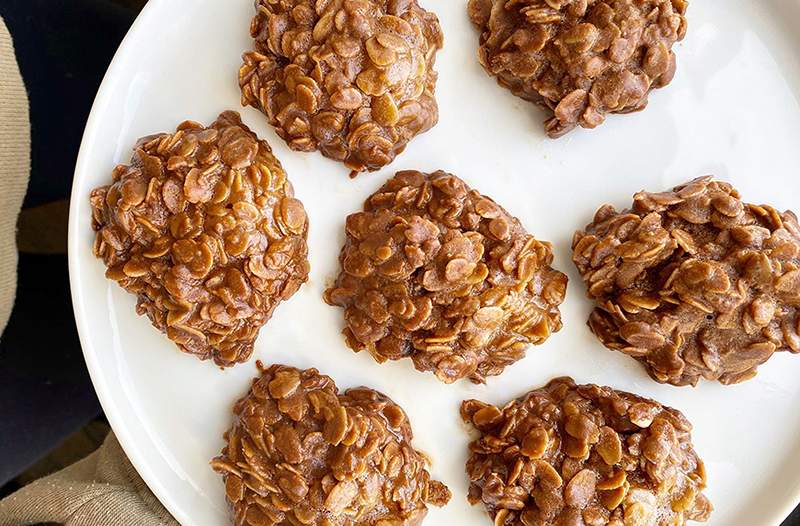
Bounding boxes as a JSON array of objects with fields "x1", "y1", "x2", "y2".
[
  {"x1": 0, "y1": 433, "x2": 178, "y2": 526},
  {"x1": 0, "y1": 15, "x2": 31, "y2": 332}
]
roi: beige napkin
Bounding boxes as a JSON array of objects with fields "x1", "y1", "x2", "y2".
[
  {"x1": 0, "y1": 16, "x2": 178, "y2": 526},
  {"x1": 0, "y1": 434, "x2": 179, "y2": 526},
  {"x1": 0, "y1": 15, "x2": 29, "y2": 330}
]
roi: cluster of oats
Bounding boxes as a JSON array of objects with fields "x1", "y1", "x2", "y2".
[
  {"x1": 90, "y1": 112, "x2": 310, "y2": 366},
  {"x1": 211, "y1": 364, "x2": 450, "y2": 526},
  {"x1": 239, "y1": 0, "x2": 443, "y2": 174},
  {"x1": 468, "y1": 0, "x2": 688, "y2": 137},
  {"x1": 573, "y1": 176, "x2": 800, "y2": 385},
  {"x1": 462, "y1": 377, "x2": 711, "y2": 526}
]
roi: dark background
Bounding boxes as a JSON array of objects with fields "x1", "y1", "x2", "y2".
[
  {"x1": 0, "y1": 1, "x2": 797, "y2": 524},
  {"x1": 0, "y1": 0, "x2": 145, "y2": 492}
]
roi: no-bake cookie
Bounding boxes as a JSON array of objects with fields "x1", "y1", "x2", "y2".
[
  {"x1": 211, "y1": 363, "x2": 450, "y2": 525},
  {"x1": 467, "y1": 0, "x2": 688, "y2": 137},
  {"x1": 325, "y1": 170, "x2": 567, "y2": 383},
  {"x1": 461, "y1": 377, "x2": 712, "y2": 525},
  {"x1": 90, "y1": 111, "x2": 309, "y2": 367},
  {"x1": 240, "y1": 0, "x2": 443, "y2": 174},
  {"x1": 573, "y1": 176, "x2": 800, "y2": 385}
]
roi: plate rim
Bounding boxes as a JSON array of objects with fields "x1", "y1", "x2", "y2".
[
  {"x1": 67, "y1": 1, "x2": 195, "y2": 524},
  {"x1": 66, "y1": 1, "x2": 800, "y2": 525}
]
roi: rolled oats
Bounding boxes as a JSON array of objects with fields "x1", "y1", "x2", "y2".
[
  {"x1": 325, "y1": 170, "x2": 568, "y2": 383},
  {"x1": 467, "y1": 0, "x2": 688, "y2": 137},
  {"x1": 239, "y1": 0, "x2": 443, "y2": 175},
  {"x1": 462, "y1": 377, "x2": 712, "y2": 526},
  {"x1": 572, "y1": 176, "x2": 800, "y2": 386},
  {"x1": 90, "y1": 112, "x2": 310, "y2": 367},
  {"x1": 211, "y1": 363, "x2": 450, "y2": 525}
]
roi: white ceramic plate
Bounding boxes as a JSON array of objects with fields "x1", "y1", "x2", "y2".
[{"x1": 68, "y1": 1, "x2": 800, "y2": 524}]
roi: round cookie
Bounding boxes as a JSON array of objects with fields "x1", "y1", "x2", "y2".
[
  {"x1": 572, "y1": 176, "x2": 800, "y2": 386},
  {"x1": 325, "y1": 170, "x2": 568, "y2": 384},
  {"x1": 239, "y1": 0, "x2": 443, "y2": 174},
  {"x1": 211, "y1": 363, "x2": 451, "y2": 525},
  {"x1": 467, "y1": 0, "x2": 688, "y2": 137},
  {"x1": 90, "y1": 111, "x2": 309, "y2": 367},
  {"x1": 461, "y1": 377, "x2": 712, "y2": 526}
]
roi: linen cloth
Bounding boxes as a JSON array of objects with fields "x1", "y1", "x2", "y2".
[
  {"x1": 0, "y1": 15, "x2": 29, "y2": 331},
  {"x1": 0, "y1": 434, "x2": 178, "y2": 526}
]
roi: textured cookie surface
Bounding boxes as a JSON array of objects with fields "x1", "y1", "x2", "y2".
[
  {"x1": 325, "y1": 170, "x2": 567, "y2": 383},
  {"x1": 573, "y1": 176, "x2": 800, "y2": 385},
  {"x1": 240, "y1": 0, "x2": 443, "y2": 174},
  {"x1": 461, "y1": 377, "x2": 712, "y2": 526},
  {"x1": 211, "y1": 363, "x2": 450, "y2": 526},
  {"x1": 90, "y1": 111, "x2": 309, "y2": 366},
  {"x1": 467, "y1": 0, "x2": 688, "y2": 137}
]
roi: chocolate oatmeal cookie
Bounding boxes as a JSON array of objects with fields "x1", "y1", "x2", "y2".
[
  {"x1": 211, "y1": 363, "x2": 450, "y2": 526},
  {"x1": 90, "y1": 111, "x2": 310, "y2": 367},
  {"x1": 573, "y1": 176, "x2": 800, "y2": 386},
  {"x1": 467, "y1": 0, "x2": 688, "y2": 137},
  {"x1": 461, "y1": 377, "x2": 712, "y2": 526},
  {"x1": 325, "y1": 170, "x2": 568, "y2": 383},
  {"x1": 239, "y1": 0, "x2": 443, "y2": 175}
]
